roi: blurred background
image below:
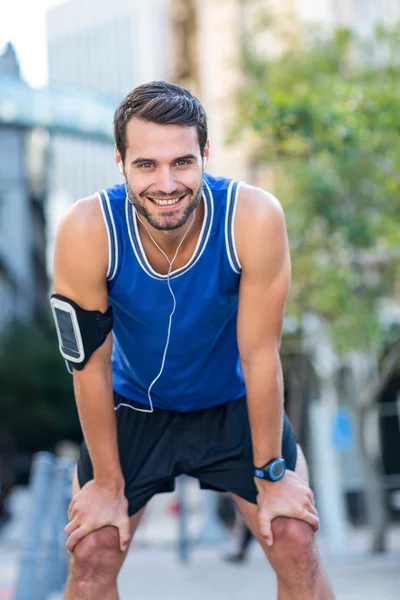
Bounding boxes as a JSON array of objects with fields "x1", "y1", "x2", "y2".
[{"x1": 0, "y1": 0, "x2": 399, "y2": 599}]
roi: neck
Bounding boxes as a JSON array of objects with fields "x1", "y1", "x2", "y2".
[{"x1": 136, "y1": 209, "x2": 197, "y2": 270}]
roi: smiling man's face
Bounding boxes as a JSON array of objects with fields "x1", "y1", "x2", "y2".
[{"x1": 119, "y1": 118, "x2": 207, "y2": 231}]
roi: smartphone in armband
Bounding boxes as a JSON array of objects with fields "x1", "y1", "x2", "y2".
[{"x1": 50, "y1": 297, "x2": 85, "y2": 363}]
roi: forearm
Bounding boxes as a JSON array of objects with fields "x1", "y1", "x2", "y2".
[
  {"x1": 242, "y1": 350, "x2": 284, "y2": 467},
  {"x1": 73, "y1": 363, "x2": 123, "y2": 488}
]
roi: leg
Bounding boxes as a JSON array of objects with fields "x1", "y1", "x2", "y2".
[
  {"x1": 240, "y1": 523, "x2": 253, "y2": 556},
  {"x1": 231, "y1": 446, "x2": 335, "y2": 600},
  {"x1": 64, "y1": 467, "x2": 145, "y2": 600}
]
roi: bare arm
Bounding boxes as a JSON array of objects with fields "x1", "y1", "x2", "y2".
[
  {"x1": 236, "y1": 185, "x2": 290, "y2": 468},
  {"x1": 53, "y1": 196, "x2": 129, "y2": 551},
  {"x1": 53, "y1": 195, "x2": 122, "y2": 488},
  {"x1": 236, "y1": 185, "x2": 318, "y2": 545}
]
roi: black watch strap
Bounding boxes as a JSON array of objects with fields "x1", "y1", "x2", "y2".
[{"x1": 254, "y1": 458, "x2": 286, "y2": 481}]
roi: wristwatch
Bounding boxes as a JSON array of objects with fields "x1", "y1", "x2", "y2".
[{"x1": 254, "y1": 458, "x2": 286, "y2": 482}]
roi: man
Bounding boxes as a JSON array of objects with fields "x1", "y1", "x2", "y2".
[{"x1": 52, "y1": 81, "x2": 334, "y2": 600}]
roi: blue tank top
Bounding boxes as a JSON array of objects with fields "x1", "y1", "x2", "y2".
[{"x1": 98, "y1": 173, "x2": 246, "y2": 412}]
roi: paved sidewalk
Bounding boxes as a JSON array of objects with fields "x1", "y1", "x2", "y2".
[
  {"x1": 116, "y1": 545, "x2": 400, "y2": 600},
  {"x1": 2, "y1": 531, "x2": 400, "y2": 600},
  {"x1": 2, "y1": 543, "x2": 399, "y2": 600},
  {"x1": 0, "y1": 545, "x2": 18, "y2": 600}
]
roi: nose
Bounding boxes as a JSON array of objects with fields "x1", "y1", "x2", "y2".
[{"x1": 155, "y1": 165, "x2": 178, "y2": 195}]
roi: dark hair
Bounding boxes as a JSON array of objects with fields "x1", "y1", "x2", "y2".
[{"x1": 114, "y1": 81, "x2": 208, "y2": 163}]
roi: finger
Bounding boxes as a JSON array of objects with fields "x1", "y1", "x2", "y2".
[
  {"x1": 68, "y1": 502, "x2": 77, "y2": 521},
  {"x1": 118, "y1": 519, "x2": 131, "y2": 552},
  {"x1": 306, "y1": 488, "x2": 315, "y2": 505},
  {"x1": 64, "y1": 517, "x2": 81, "y2": 536},
  {"x1": 68, "y1": 498, "x2": 76, "y2": 517},
  {"x1": 303, "y1": 511, "x2": 320, "y2": 532},
  {"x1": 306, "y1": 501, "x2": 319, "y2": 517},
  {"x1": 259, "y1": 516, "x2": 273, "y2": 547},
  {"x1": 66, "y1": 525, "x2": 90, "y2": 552}
]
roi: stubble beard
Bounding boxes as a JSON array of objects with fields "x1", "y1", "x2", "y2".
[{"x1": 126, "y1": 179, "x2": 204, "y2": 231}]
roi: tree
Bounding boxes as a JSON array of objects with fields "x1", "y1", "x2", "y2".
[
  {"x1": 232, "y1": 15, "x2": 400, "y2": 550},
  {"x1": 0, "y1": 320, "x2": 81, "y2": 454}
]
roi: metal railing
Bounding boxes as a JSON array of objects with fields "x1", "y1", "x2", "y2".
[{"x1": 13, "y1": 452, "x2": 73, "y2": 600}]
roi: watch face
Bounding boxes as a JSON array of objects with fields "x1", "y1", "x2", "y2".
[{"x1": 270, "y1": 461, "x2": 285, "y2": 480}]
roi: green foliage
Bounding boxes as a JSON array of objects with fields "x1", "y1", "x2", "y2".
[
  {"x1": 233, "y1": 19, "x2": 400, "y2": 354},
  {"x1": 0, "y1": 320, "x2": 81, "y2": 452}
]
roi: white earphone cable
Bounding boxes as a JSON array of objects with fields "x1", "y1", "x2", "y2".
[{"x1": 114, "y1": 198, "x2": 197, "y2": 414}]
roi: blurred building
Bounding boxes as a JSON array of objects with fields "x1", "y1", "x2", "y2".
[
  {"x1": 0, "y1": 38, "x2": 119, "y2": 331},
  {"x1": 46, "y1": 0, "x2": 169, "y2": 206},
  {"x1": 169, "y1": 0, "x2": 249, "y2": 181},
  {"x1": 0, "y1": 44, "x2": 48, "y2": 331}
]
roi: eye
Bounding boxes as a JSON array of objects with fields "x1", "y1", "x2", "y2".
[{"x1": 175, "y1": 159, "x2": 191, "y2": 167}]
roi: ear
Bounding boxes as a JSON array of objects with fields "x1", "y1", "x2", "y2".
[
  {"x1": 203, "y1": 140, "x2": 210, "y2": 162},
  {"x1": 115, "y1": 146, "x2": 123, "y2": 169}
]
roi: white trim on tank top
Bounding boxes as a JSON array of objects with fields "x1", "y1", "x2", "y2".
[
  {"x1": 97, "y1": 190, "x2": 119, "y2": 281},
  {"x1": 225, "y1": 180, "x2": 242, "y2": 274}
]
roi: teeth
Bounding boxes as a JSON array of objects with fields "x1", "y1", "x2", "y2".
[{"x1": 151, "y1": 196, "x2": 183, "y2": 206}]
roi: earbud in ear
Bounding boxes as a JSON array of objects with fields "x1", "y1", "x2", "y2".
[
  {"x1": 118, "y1": 162, "x2": 124, "y2": 176},
  {"x1": 203, "y1": 157, "x2": 207, "y2": 169}
]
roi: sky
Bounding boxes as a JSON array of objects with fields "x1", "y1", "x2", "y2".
[{"x1": 0, "y1": 0, "x2": 67, "y2": 88}]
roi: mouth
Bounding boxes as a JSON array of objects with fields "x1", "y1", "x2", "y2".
[{"x1": 146, "y1": 194, "x2": 187, "y2": 210}]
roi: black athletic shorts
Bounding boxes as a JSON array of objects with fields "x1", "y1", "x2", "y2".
[{"x1": 77, "y1": 393, "x2": 298, "y2": 517}]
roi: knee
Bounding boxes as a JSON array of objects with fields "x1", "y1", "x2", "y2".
[
  {"x1": 271, "y1": 517, "x2": 315, "y2": 563},
  {"x1": 70, "y1": 526, "x2": 121, "y2": 583}
]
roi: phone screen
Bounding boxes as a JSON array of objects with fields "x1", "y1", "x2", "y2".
[{"x1": 54, "y1": 308, "x2": 81, "y2": 359}]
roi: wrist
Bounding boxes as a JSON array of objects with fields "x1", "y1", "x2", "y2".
[
  {"x1": 254, "y1": 472, "x2": 285, "y2": 492},
  {"x1": 94, "y1": 472, "x2": 125, "y2": 493}
]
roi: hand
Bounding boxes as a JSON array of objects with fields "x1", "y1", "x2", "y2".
[
  {"x1": 65, "y1": 479, "x2": 130, "y2": 552},
  {"x1": 255, "y1": 470, "x2": 319, "y2": 546}
]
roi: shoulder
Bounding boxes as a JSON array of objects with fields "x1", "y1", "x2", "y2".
[
  {"x1": 53, "y1": 194, "x2": 109, "y2": 290},
  {"x1": 56, "y1": 193, "x2": 106, "y2": 243},
  {"x1": 235, "y1": 183, "x2": 288, "y2": 270},
  {"x1": 236, "y1": 183, "x2": 285, "y2": 231}
]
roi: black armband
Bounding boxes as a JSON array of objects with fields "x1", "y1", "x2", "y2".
[{"x1": 50, "y1": 293, "x2": 113, "y2": 371}]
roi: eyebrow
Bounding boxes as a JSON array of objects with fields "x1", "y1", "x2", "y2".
[{"x1": 131, "y1": 154, "x2": 198, "y2": 166}]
